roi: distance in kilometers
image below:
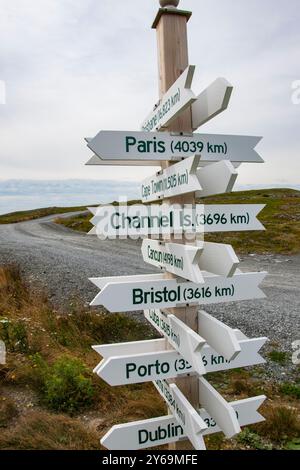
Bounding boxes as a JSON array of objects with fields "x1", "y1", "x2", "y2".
[
  {"x1": 89, "y1": 271, "x2": 267, "y2": 312},
  {"x1": 93, "y1": 334, "x2": 267, "y2": 386},
  {"x1": 89, "y1": 204, "x2": 265, "y2": 239},
  {"x1": 86, "y1": 130, "x2": 263, "y2": 163}
]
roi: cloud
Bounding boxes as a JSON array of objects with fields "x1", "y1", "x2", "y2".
[{"x1": 0, "y1": 0, "x2": 299, "y2": 187}]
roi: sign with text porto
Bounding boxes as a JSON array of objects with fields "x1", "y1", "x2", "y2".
[
  {"x1": 93, "y1": 334, "x2": 267, "y2": 385},
  {"x1": 101, "y1": 395, "x2": 266, "y2": 450},
  {"x1": 89, "y1": 271, "x2": 267, "y2": 312},
  {"x1": 86, "y1": 131, "x2": 263, "y2": 164},
  {"x1": 141, "y1": 156, "x2": 237, "y2": 202},
  {"x1": 141, "y1": 65, "x2": 196, "y2": 132}
]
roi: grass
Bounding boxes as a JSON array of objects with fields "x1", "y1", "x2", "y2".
[
  {"x1": 280, "y1": 383, "x2": 300, "y2": 399},
  {"x1": 0, "y1": 411, "x2": 99, "y2": 450},
  {"x1": 0, "y1": 263, "x2": 299, "y2": 450},
  {"x1": 0, "y1": 205, "x2": 90, "y2": 225},
  {"x1": 54, "y1": 188, "x2": 300, "y2": 254},
  {"x1": 268, "y1": 350, "x2": 289, "y2": 364}
]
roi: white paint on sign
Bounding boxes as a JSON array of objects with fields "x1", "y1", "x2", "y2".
[
  {"x1": 89, "y1": 204, "x2": 265, "y2": 239},
  {"x1": 198, "y1": 376, "x2": 241, "y2": 438},
  {"x1": 195, "y1": 241, "x2": 239, "y2": 278},
  {"x1": 198, "y1": 310, "x2": 241, "y2": 361},
  {"x1": 141, "y1": 65, "x2": 196, "y2": 132},
  {"x1": 153, "y1": 379, "x2": 207, "y2": 450},
  {"x1": 191, "y1": 77, "x2": 233, "y2": 130},
  {"x1": 141, "y1": 156, "x2": 237, "y2": 202},
  {"x1": 195, "y1": 161, "x2": 237, "y2": 198},
  {"x1": 144, "y1": 309, "x2": 206, "y2": 375},
  {"x1": 89, "y1": 271, "x2": 267, "y2": 312},
  {"x1": 101, "y1": 395, "x2": 266, "y2": 450},
  {"x1": 92, "y1": 334, "x2": 267, "y2": 384},
  {"x1": 141, "y1": 239, "x2": 239, "y2": 280},
  {"x1": 141, "y1": 239, "x2": 204, "y2": 283},
  {"x1": 85, "y1": 131, "x2": 263, "y2": 163}
]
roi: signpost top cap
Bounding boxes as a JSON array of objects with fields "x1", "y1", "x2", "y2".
[{"x1": 159, "y1": 0, "x2": 180, "y2": 7}]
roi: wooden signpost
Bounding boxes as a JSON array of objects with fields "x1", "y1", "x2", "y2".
[{"x1": 84, "y1": 0, "x2": 268, "y2": 450}]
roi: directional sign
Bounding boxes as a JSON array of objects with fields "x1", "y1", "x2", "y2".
[
  {"x1": 86, "y1": 131, "x2": 263, "y2": 163},
  {"x1": 144, "y1": 309, "x2": 207, "y2": 376},
  {"x1": 89, "y1": 204, "x2": 265, "y2": 239},
  {"x1": 141, "y1": 156, "x2": 237, "y2": 202},
  {"x1": 89, "y1": 271, "x2": 267, "y2": 312},
  {"x1": 195, "y1": 241, "x2": 239, "y2": 278},
  {"x1": 141, "y1": 65, "x2": 196, "y2": 132},
  {"x1": 191, "y1": 77, "x2": 233, "y2": 130},
  {"x1": 198, "y1": 310, "x2": 241, "y2": 361},
  {"x1": 141, "y1": 239, "x2": 239, "y2": 281},
  {"x1": 198, "y1": 376, "x2": 240, "y2": 438},
  {"x1": 141, "y1": 239, "x2": 204, "y2": 283},
  {"x1": 92, "y1": 334, "x2": 267, "y2": 385},
  {"x1": 101, "y1": 395, "x2": 266, "y2": 450},
  {"x1": 153, "y1": 379, "x2": 207, "y2": 450}
]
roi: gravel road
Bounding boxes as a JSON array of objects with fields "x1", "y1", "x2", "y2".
[{"x1": 0, "y1": 212, "x2": 299, "y2": 381}]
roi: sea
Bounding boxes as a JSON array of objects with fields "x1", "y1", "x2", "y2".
[{"x1": 0, "y1": 180, "x2": 299, "y2": 216}]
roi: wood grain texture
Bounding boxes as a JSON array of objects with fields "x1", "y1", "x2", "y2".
[{"x1": 154, "y1": 8, "x2": 199, "y2": 450}]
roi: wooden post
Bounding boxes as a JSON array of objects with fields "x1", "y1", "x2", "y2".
[{"x1": 152, "y1": 3, "x2": 198, "y2": 450}]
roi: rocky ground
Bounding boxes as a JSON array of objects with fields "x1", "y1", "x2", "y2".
[{"x1": 0, "y1": 213, "x2": 299, "y2": 382}]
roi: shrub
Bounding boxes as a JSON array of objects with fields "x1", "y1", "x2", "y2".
[
  {"x1": 0, "y1": 319, "x2": 29, "y2": 353},
  {"x1": 237, "y1": 428, "x2": 272, "y2": 450},
  {"x1": 268, "y1": 350, "x2": 289, "y2": 364},
  {"x1": 43, "y1": 356, "x2": 94, "y2": 414},
  {"x1": 31, "y1": 354, "x2": 95, "y2": 414},
  {"x1": 257, "y1": 406, "x2": 300, "y2": 443},
  {"x1": 280, "y1": 383, "x2": 300, "y2": 399}
]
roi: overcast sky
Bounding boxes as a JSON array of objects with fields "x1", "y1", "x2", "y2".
[{"x1": 0, "y1": 0, "x2": 299, "y2": 187}]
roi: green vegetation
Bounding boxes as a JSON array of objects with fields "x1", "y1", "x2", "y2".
[
  {"x1": 237, "y1": 428, "x2": 272, "y2": 450},
  {"x1": 31, "y1": 355, "x2": 95, "y2": 414},
  {"x1": 0, "y1": 264, "x2": 299, "y2": 450},
  {"x1": 54, "y1": 188, "x2": 300, "y2": 254},
  {"x1": 280, "y1": 382, "x2": 300, "y2": 399},
  {"x1": 0, "y1": 206, "x2": 90, "y2": 225},
  {"x1": 268, "y1": 349, "x2": 289, "y2": 364},
  {"x1": 0, "y1": 411, "x2": 99, "y2": 450}
]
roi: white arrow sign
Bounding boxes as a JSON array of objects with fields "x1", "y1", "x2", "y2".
[
  {"x1": 141, "y1": 65, "x2": 196, "y2": 132},
  {"x1": 86, "y1": 131, "x2": 263, "y2": 163},
  {"x1": 101, "y1": 395, "x2": 266, "y2": 450},
  {"x1": 89, "y1": 271, "x2": 267, "y2": 312},
  {"x1": 92, "y1": 334, "x2": 267, "y2": 384},
  {"x1": 191, "y1": 77, "x2": 233, "y2": 130},
  {"x1": 141, "y1": 239, "x2": 204, "y2": 283},
  {"x1": 198, "y1": 376, "x2": 240, "y2": 438},
  {"x1": 89, "y1": 204, "x2": 265, "y2": 239},
  {"x1": 144, "y1": 309, "x2": 207, "y2": 375},
  {"x1": 153, "y1": 379, "x2": 207, "y2": 450},
  {"x1": 198, "y1": 310, "x2": 241, "y2": 361},
  {"x1": 141, "y1": 239, "x2": 239, "y2": 281},
  {"x1": 141, "y1": 156, "x2": 237, "y2": 202}
]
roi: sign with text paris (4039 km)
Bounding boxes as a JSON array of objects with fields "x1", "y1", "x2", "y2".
[{"x1": 86, "y1": 130, "x2": 263, "y2": 164}]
